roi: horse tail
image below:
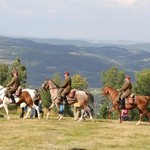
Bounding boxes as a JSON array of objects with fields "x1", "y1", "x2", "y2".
[{"x1": 86, "y1": 91, "x2": 95, "y2": 107}]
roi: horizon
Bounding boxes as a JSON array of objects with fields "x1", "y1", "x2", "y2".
[{"x1": 1, "y1": 35, "x2": 150, "y2": 45}]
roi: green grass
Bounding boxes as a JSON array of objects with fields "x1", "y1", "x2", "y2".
[{"x1": 0, "y1": 115, "x2": 150, "y2": 150}]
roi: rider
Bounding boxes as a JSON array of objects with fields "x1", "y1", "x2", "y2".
[
  {"x1": 117, "y1": 75, "x2": 132, "y2": 109},
  {"x1": 5, "y1": 69, "x2": 20, "y2": 104},
  {"x1": 57, "y1": 71, "x2": 72, "y2": 103}
]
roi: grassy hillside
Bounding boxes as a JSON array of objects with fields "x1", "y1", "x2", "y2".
[{"x1": 0, "y1": 116, "x2": 150, "y2": 150}]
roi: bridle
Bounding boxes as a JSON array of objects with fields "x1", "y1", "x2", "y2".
[{"x1": 43, "y1": 80, "x2": 59, "y2": 90}]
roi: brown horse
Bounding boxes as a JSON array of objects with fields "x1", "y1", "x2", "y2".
[
  {"x1": 102, "y1": 85, "x2": 150, "y2": 124},
  {"x1": 41, "y1": 79, "x2": 94, "y2": 121},
  {"x1": 0, "y1": 85, "x2": 40, "y2": 119},
  {"x1": 16, "y1": 89, "x2": 41, "y2": 119}
]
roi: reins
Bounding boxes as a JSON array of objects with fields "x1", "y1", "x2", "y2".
[{"x1": 48, "y1": 80, "x2": 59, "y2": 90}]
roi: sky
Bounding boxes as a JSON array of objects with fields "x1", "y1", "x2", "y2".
[{"x1": 0, "y1": 0, "x2": 150, "y2": 42}]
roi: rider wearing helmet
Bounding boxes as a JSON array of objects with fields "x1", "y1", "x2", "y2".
[
  {"x1": 117, "y1": 75, "x2": 132, "y2": 109},
  {"x1": 57, "y1": 71, "x2": 72, "y2": 103},
  {"x1": 5, "y1": 69, "x2": 20, "y2": 103}
]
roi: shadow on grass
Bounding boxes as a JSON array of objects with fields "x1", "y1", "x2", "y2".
[{"x1": 70, "y1": 148, "x2": 86, "y2": 150}]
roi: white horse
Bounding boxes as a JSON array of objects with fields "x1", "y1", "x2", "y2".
[
  {"x1": 41, "y1": 79, "x2": 94, "y2": 121},
  {"x1": 0, "y1": 85, "x2": 40, "y2": 120}
]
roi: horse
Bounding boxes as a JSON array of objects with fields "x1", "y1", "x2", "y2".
[
  {"x1": 102, "y1": 85, "x2": 150, "y2": 124},
  {"x1": 0, "y1": 85, "x2": 40, "y2": 120},
  {"x1": 41, "y1": 79, "x2": 94, "y2": 121}
]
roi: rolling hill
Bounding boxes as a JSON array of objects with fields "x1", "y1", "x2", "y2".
[{"x1": 0, "y1": 36, "x2": 150, "y2": 88}]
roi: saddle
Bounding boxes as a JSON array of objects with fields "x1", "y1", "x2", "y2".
[
  {"x1": 66, "y1": 89, "x2": 76, "y2": 99},
  {"x1": 126, "y1": 93, "x2": 135, "y2": 105},
  {"x1": 15, "y1": 88, "x2": 22, "y2": 97}
]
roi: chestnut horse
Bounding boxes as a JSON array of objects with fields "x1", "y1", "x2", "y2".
[
  {"x1": 16, "y1": 89, "x2": 41, "y2": 119},
  {"x1": 102, "y1": 85, "x2": 150, "y2": 124},
  {"x1": 0, "y1": 85, "x2": 40, "y2": 120},
  {"x1": 41, "y1": 79, "x2": 94, "y2": 121}
]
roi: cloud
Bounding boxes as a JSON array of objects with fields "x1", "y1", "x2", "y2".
[
  {"x1": 117, "y1": 0, "x2": 136, "y2": 6},
  {"x1": 0, "y1": 0, "x2": 10, "y2": 9}
]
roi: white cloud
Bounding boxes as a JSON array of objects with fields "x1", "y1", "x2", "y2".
[{"x1": 117, "y1": 0, "x2": 136, "y2": 6}]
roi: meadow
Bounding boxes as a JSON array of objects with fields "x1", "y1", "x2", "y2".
[{"x1": 0, "y1": 114, "x2": 150, "y2": 150}]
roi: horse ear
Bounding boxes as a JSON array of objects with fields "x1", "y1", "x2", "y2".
[
  {"x1": 106, "y1": 83, "x2": 110, "y2": 87},
  {"x1": 44, "y1": 78, "x2": 48, "y2": 81}
]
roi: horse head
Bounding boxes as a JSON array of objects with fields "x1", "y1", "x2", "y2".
[
  {"x1": 102, "y1": 85, "x2": 111, "y2": 96},
  {"x1": 41, "y1": 78, "x2": 50, "y2": 91},
  {"x1": 41, "y1": 79, "x2": 59, "y2": 91}
]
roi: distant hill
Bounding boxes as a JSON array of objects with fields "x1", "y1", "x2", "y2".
[
  {"x1": 0, "y1": 36, "x2": 150, "y2": 88},
  {"x1": 30, "y1": 38, "x2": 150, "y2": 52}
]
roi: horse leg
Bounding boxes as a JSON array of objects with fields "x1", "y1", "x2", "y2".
[
  {"x1": 46, "y1": 103, "x2": 55, "y2": 119},
  {"x1": 115, "y1": 106, "x2": 122, "y2": 123},
  {"x1": 23, "y1": 107, "x2": 31, "y2": 119},
  {"x1": 136, "y1": 109, "x2": 143, "y2": 125},
  {"x1": 85, "y1": 107, "x2": 94, "y2": 121},
  {"x1": 139, "y1": 109, "x2": 150, "y2": 124},
  {"x1": 74, "y1": 107, "x2": 80, "y2": 121},
  {"x1": 20, "y1": 107, "x2": 25, "y2": 118},
  {"x1": 108, "y1": 107, "x2": 115, "y2": 119},
  {"x1": 34, "y1": 104, "x2": 41, "y2": 119},
  {"x1": 78, "y1": 109, "x2": 85, "y2": 121},
  {"x1": 3, "y1": 104, "x2": 10, "y2": 120}
]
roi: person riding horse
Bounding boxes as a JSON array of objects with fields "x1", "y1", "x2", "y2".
[
  {"x1": 57, "y1": 71, "x2": 72, "y2": 103},
  {"x1": 117, "y1": 75, "x2": 132, "y2": 109},
  {"x1": 5, "y1": 69, "x2": 20, "y2": 104}
]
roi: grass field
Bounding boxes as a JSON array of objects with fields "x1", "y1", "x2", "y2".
[{"x1": 0, "y1": 115, "x2": 150, "y2": 150}]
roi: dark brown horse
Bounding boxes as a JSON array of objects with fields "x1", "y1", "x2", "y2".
[
  {"x1": 102, "y1": 85, "x2": 150, "y2": 124},
  {"x1": 41, "y1": 79, "x2": 94, "y2": 121}
]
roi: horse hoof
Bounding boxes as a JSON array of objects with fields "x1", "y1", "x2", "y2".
[
  {"x1": 136, "y1": 121, "x2": 141, "y2": 125},
  {"x1": 78, "y1": 119, "x2": 83, "y2": 122},
  {"x1": 58, "y1": 117, "x2": 62, "y2": 121}
]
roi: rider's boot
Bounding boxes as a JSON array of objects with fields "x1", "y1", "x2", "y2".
[
  {"x1": 119, "y1": 98, "x2": 125, "y2": 109},
  {"x1": 9, "y1": 95, "x2": 16, "y2": 104},
  {"x1": 62, "y1": 96, "x2": 67, "y2": 105}
]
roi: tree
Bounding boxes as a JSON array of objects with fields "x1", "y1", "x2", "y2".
[
  {"x1": 9, "y1": 58, "x2": 27, "y2": 87},
  {"x1": 0, "y1": 58, "x2": 27, "y2": 87},
  {"x1": 40, "y1": 90, "x2": 51, "y2": 108},
  {"x1": 72, "y1": 74, "x2": 89, "y2": 90},
  {"x1": 99, "y1": 66, "x2": 125, "y2": 119},
  {"x1": 0, "y1": 64, "x2": 9, "y2": 85},
  {"x1": 134, "y1": 69, "x2": 150, "y2": 95},
  {"x1": 101, "y1": 66, "x2": 125, "y2": 89},
  {"x1": 52, "y1": 72, "x2": 62, "y2": 86}
]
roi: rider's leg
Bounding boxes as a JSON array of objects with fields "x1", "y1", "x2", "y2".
[
  {"x1": 57, "y1": 88, "x2": 64, "y2": 100},
  {"x1": 120, "y1": 94, "x2": 126, "y2": 109},
  {"x1": 7, "y1": 89, "x2": 16, "y2": 104},
  {"x1": 61, "y1": 89, "x2": 70, "y2": 104}
]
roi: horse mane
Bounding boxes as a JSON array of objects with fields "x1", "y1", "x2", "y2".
[{"x1": 50, "y1": 80, "x2": 59, "y2": 88}]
